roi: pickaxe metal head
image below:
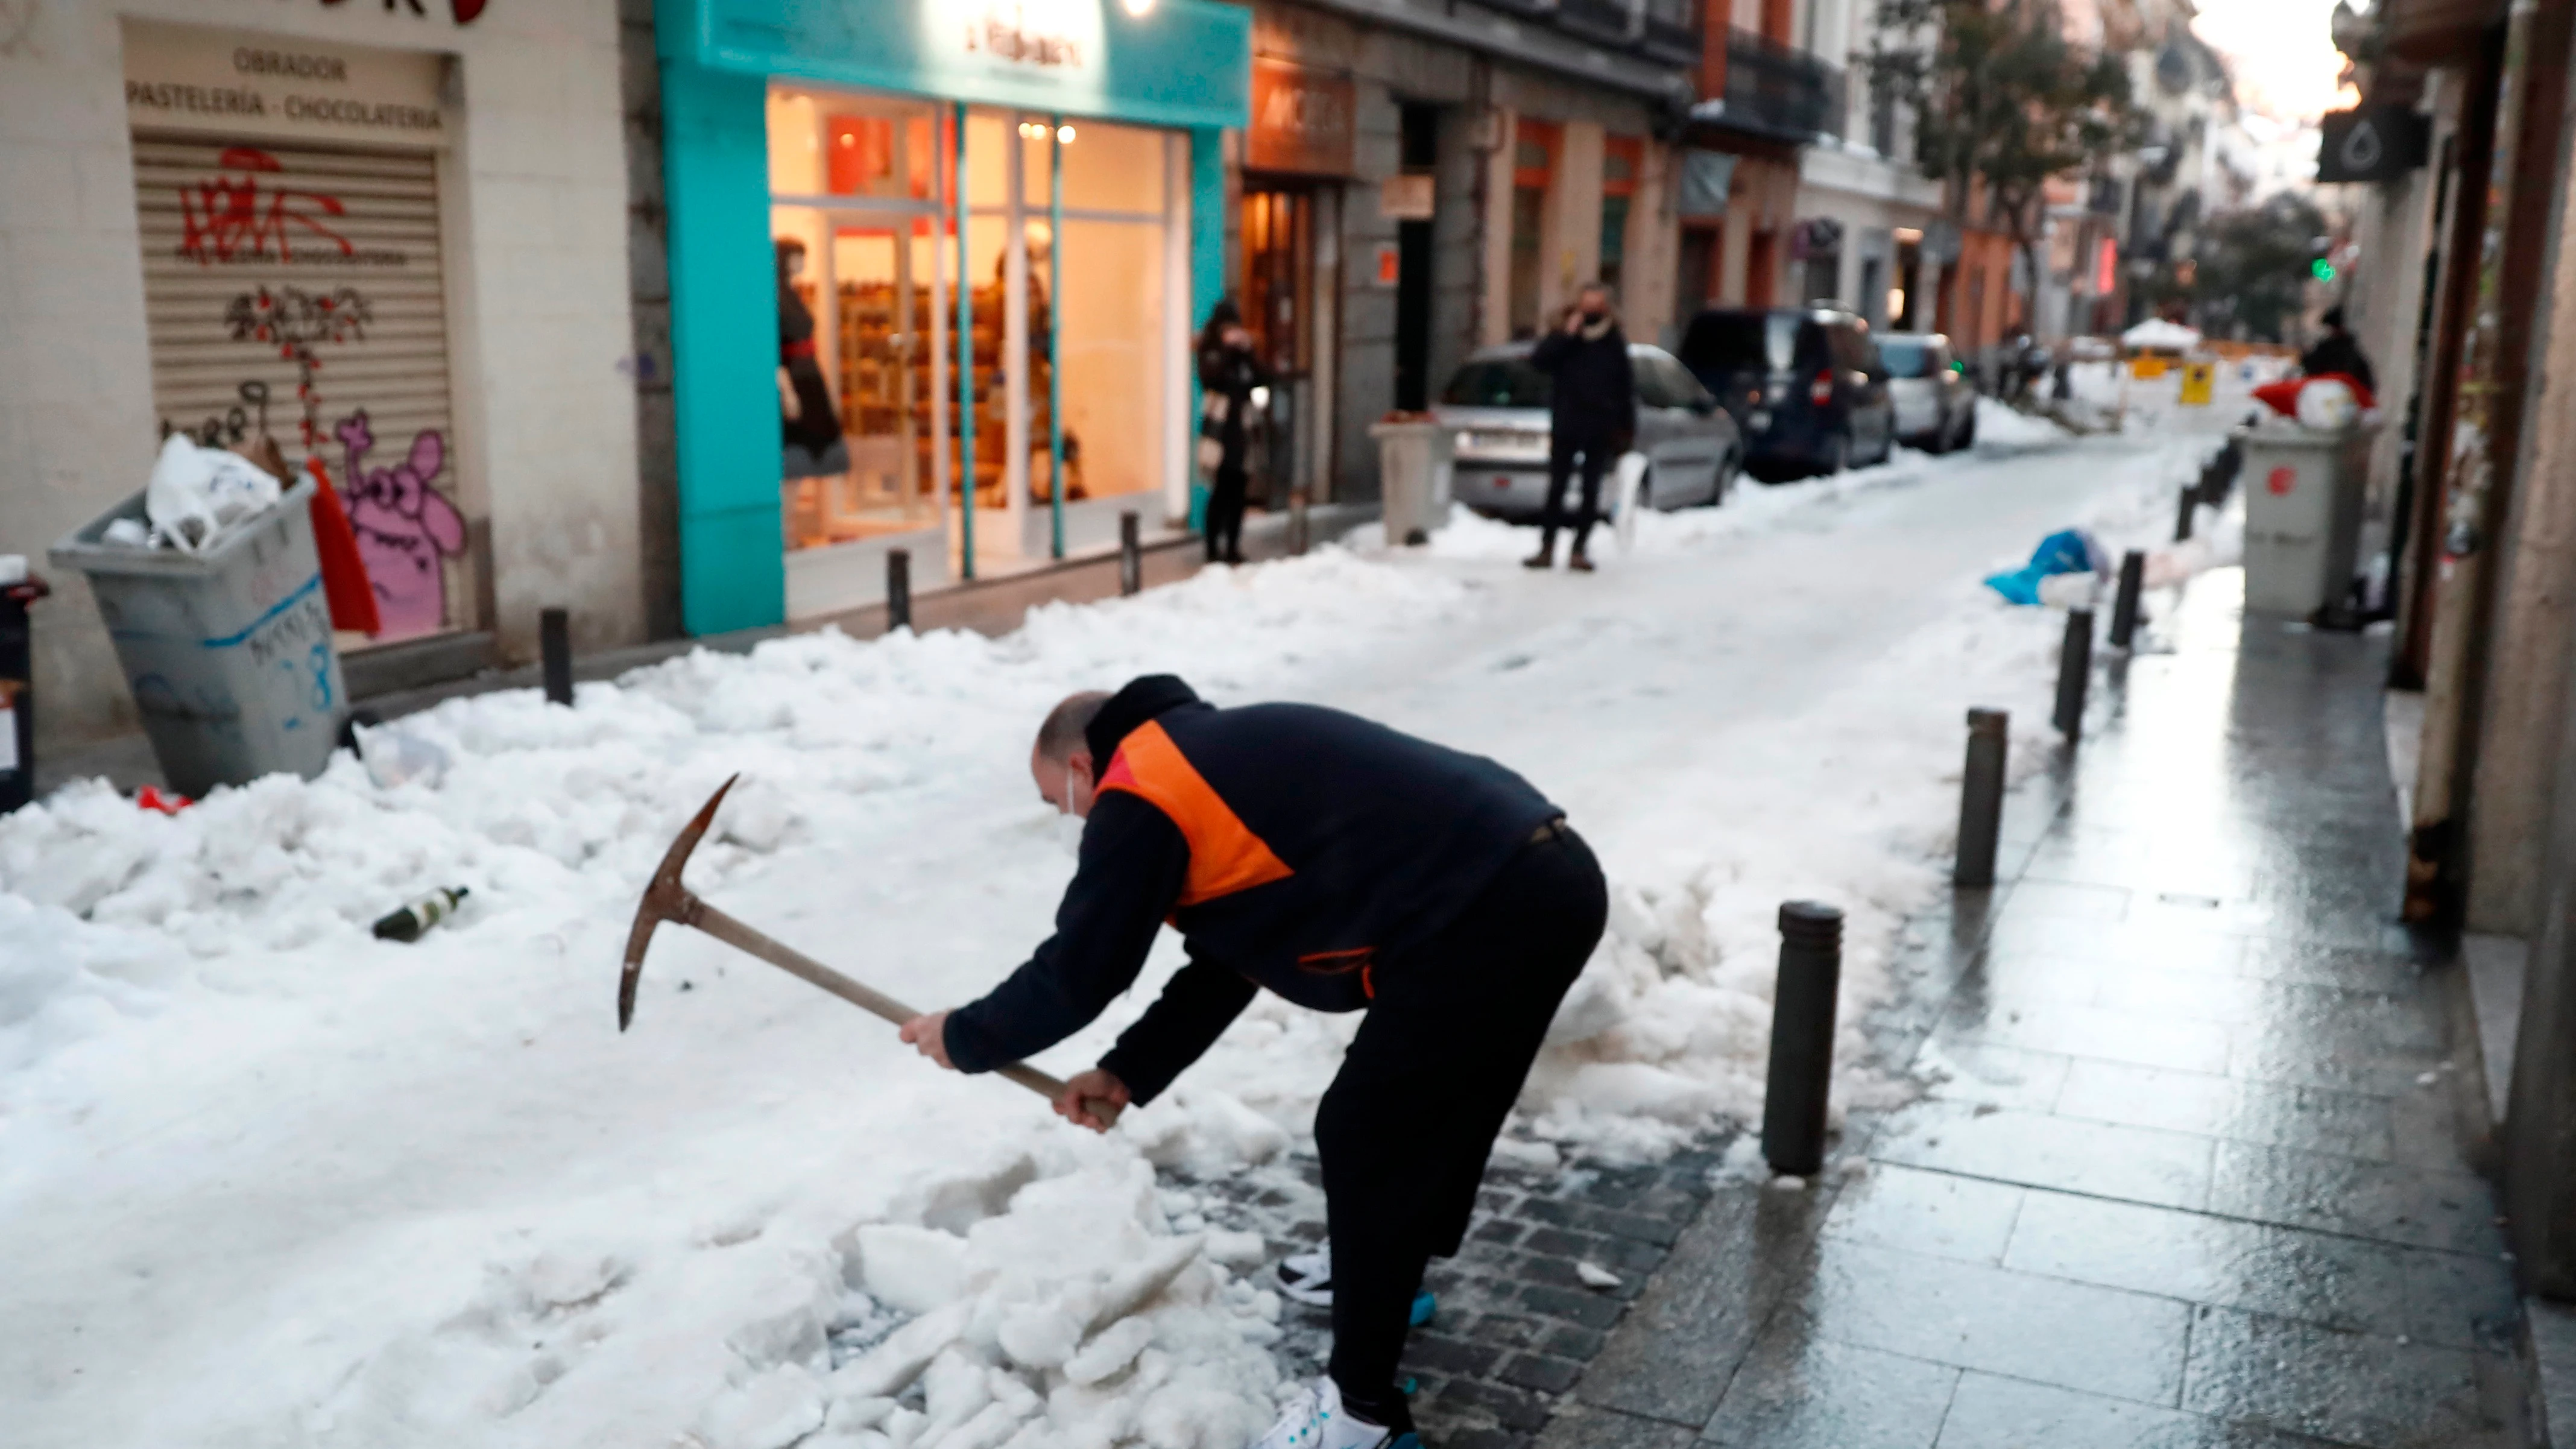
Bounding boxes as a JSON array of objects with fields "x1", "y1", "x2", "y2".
[{"x1": 619, "y1": 774, "x2": 736, "y2": 1031}]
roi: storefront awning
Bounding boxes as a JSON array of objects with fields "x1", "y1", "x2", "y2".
[{"x1": 663, "y1": 0, "x2": 1251, "y2": 130}]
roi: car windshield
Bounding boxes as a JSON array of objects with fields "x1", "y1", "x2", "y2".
[
  {"x1": 1442, "y1": 359, "x2": 1551, "y2": 408},
  {"x1": 1681, "y1": 314, "x2": 1799, "y2": 372},
  {"x1": 1877, "y1": 339, "x2": 1931, "y2": 378}
]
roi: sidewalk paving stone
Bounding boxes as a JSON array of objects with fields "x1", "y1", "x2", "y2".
[
  {"x1": 2050, "y1": 1058, "x2": 2398, "y2": 1161},
  {"x1": 1870, "y1": 1099, "x2": 2217, "y2": 1211},
  {"x1": 1699, "y1": 1332, "x2": 1957, "y2": 1448},
  {"x1": 1788, "y1": 1239, "x2": 2194, "y2": 1404},
  {"x1": 2178, "y1": 1302, "x2": 2504, "y2": 1447},
  {"x1": 1931, "y1": 1372, "x2": 2344, "y2": 1449}
]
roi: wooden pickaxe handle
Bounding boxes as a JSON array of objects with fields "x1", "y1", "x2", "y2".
[{"x1": 690, "y1": 899, "x2": 1124, "y2": 1126}]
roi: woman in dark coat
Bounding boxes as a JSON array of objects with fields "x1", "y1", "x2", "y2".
[
  {"x1": 777, "y1": 239, "x2": 847, "y2": 486},
  {"x1": 1196, "y1": 299, "x2": 1270, "y2": 565}
]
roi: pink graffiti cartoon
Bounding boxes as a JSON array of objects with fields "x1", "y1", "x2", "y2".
[{"x1": 336, "y1": 409, "x2": 465, "y2": 639}]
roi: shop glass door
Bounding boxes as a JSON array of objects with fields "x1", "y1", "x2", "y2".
[
  {"x1": 769, "y1": 87, "x2": 1174, "y2": 589},
  {"x1": 1242, "y1": 185, "x2": 1312, "y2": 504},
  {"x1": 769, "y1": 92, "x2": 948, "y2": 552}
]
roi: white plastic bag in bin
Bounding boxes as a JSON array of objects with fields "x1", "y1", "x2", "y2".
[{"x1": 145, "y1": 434, "x2": 282, "y2": 552}]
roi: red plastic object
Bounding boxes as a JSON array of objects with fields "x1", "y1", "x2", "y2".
[
  {"x1": 2251, "y1": 379, "x2": 2304, "y2": 417},
  {"x1": 135, "y1": 786, "x2": 193, "y2": 815},
  {"x1": 2252, "y1": 373, "x2": 2378, "y2": 418},
  {"x1": 305, "y1": 459, "x2": 382, "y2": 636}
]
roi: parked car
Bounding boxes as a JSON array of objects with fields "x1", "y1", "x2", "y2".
[
  {"x1": 1875, "y1": 332, "x2": 1978, "y2": 452},
  {"x1": 1436, "y1": 341, "x2": 1742, "y2": 524},
  {"x1": 1675, "y1": 306, "x2": 1896, "y2": 480}
]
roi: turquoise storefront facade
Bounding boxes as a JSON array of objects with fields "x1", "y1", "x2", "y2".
[{"x1": 656, "y1": 0, "x2": 1251, "y2": 636}]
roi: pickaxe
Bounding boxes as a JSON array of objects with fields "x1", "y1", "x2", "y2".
[{"x1": 620, "y1": 775, "x2": 1121, "y2": 1125}]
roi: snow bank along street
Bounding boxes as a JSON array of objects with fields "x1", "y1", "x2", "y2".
[{"x1": 2, "y1": 411, "x2": 2223, "y2": 1447}]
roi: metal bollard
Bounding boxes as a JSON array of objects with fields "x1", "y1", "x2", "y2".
[
  {"x1": 2107, "y1": 549, "x2": 2147, "y2": 649},
  {"x1": 1289, "y1": 486, "x2": 1312, "y2": 558},
  {"x1": 2173, "y1": 487, "x2": 2197, "y2": 543},
  {"x1": 1761, "y1": 901, "x2": 1845, "y2": 1176},
  {"x1": 540, "y1": 607, "x2": 573, "y2": 707},
  {"x1": 1119, "y1": 511, "x2": 1141, "y2": 596},
  {"x1": 1955, "y1": 709, "x2": 2009, "y2": 889},
  {"x1": 886, "y1": 548, "x2": 912, "y2": 633},
  {"x1": 2053, "y1": 608, "x2": 2094, "y2": 740}
]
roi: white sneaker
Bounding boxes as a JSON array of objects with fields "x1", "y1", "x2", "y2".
[
  {"x1": 1248, "y1": 1377, "x2": 1410, "y2": 1449},
  {"x1": 1273, "y1": 1247, "x2": 1439, "y2": 1327},
  {"x1": 1275, "y1": 1246, "x2": 1333, "y2": 1305}
]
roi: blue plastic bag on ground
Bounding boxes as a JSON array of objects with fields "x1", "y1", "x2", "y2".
[{"x1": 1984, "y1": 529, "x2": 2103, "y2": 604}]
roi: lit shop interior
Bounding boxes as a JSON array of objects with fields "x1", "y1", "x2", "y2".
[{"x1": 765, "y1": 89, "x2": 1184, "y2": 614}]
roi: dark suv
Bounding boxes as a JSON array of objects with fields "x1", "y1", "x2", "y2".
[{"x1": 1677, "y1": 308, "x2": 1896, "y2": 480}]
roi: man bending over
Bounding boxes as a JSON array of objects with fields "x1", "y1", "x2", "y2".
[{"x1": 898, "y1": 675, "x2": 1606, "y2": 1449}]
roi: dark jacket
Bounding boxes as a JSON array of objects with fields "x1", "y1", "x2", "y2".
[
  {"x1": 1197, "y1": 338, "x2": 1270, "y2": 471},
  {"x1": 2299, "y1": 331, "x2": 2376, "y2": 393},
  {"x1": 942, "y1": 675, "x2": 1562, "y2": 1102},
  {"x1": 779, "y1": 285, "x2": 842, "y2": 455},
  {"x1": 1530, "y1": 322, "x2": 1637, "y2": 444}
]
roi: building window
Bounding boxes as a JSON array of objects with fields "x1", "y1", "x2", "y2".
[
  {"x1": 1600, "y1": 135, "x2": 1641, "y2": 294},
  {"x1": 1509, "y1": 118, "x2": 1558, "y2": 337},
  {"x1": 1869, "y1": 80, "x2": 1897, "y2": 158}
]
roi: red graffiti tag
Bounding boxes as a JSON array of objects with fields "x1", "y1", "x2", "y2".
[{"x1": 177, "y1": 147, "x2": 353, "y2": 265}]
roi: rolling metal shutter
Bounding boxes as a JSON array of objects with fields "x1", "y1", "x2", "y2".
[{"x1": 130, "y1": 135, "x2": 461, "y2": 635}]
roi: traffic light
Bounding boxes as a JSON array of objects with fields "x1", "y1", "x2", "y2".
[
  {"x1": 2311, "y1": 257, "x2": 2337, "y2": 281},
  {"x1": 2309, "y1": 235, "x2": 2336, "y2": 282}
]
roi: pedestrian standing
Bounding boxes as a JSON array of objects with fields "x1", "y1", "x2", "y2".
[
  {"x1": 1526, "y1": 283, "x2": 1635, "y2": 573},
  {"x1": 899, "y1": 675, "x2": 1607, "y2": 1449},
  {"x1": 1196, "y1": 300, "x2": 1270, "y2": 566},
  {"x1": 775, "y1": 239, "x2": 848, "y2": 540},
  {"x1": 2300, "y1": 306, "x2": 2377, "y2": 393}
]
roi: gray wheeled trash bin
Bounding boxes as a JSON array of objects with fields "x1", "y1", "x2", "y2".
[
  {"x1": 2240, "y1": 418, "x2": 2373, "y2": 617},
  {"x1": 50, "y1": 475, "x2": 348, "y2": 796},
  {"x1": 1369, "y1": 416, "x2": 1456, "y2": 546}
]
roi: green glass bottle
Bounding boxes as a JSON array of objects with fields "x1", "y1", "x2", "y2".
[{"x1": 373, "y1": 885, "x2": 469, "y2": 943}]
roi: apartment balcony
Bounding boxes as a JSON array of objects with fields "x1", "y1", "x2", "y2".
[
  {"x1": 1637, "y1": 0, "x2": 1704, "y2": 65},
  {"x1": 1455, "y1": 0, "x2": 1704, "y2": 68},
  {"x1": 1468, "y1": 0, "x2": 1562, "y2": 21},
  {"x1": 1556, "y1": 0, "x2": 1640, "y2": 48},
  {"x1": 1698, "y1": 27, "x2": 1845, "y2": 144}
]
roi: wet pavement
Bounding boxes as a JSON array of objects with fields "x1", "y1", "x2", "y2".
[{"x1": 1534, "y1": 571, "x2": 2539, "y2": 1448}]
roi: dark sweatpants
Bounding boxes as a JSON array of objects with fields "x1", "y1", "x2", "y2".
[
  {"x1": 1318, "y1": 825, "x2": 1608, "y2": 1419},
  {"x1": 1540, "y1": 432, "x2": 1615, "y2": 554},
  {"x1": 1207, "y1": 462, "x2": 1249, "y2": 563}
]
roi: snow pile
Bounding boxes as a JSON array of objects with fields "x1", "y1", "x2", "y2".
[
  {"x1": 2120, "y1": 318, "x2": 2202, "y2": 352},
  {"x1": 0, "y1": 426, "x2": 2223, "y2": 1446},
  {"x1": 1969, "y1": 396, "x2": 2072, "y2": 449},
  {"x1": 1425, "y1": 443, "x2": 1954, "y2": 563}
]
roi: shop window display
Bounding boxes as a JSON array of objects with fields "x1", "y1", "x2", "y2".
[{"x1": 766, "y1": 91, "x2": 1169, "y2": 557}]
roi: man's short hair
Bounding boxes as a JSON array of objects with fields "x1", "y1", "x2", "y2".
[{"x1": 1036, "y1": 690, "x2": 1111, "y2": 763}]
